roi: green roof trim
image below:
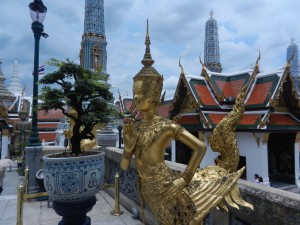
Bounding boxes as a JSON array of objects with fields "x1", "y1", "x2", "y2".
[{"x1": 266, "y1": 124, "x2": 300, "y2": 131}]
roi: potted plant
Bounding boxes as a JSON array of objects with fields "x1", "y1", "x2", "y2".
[{"x1": 39, "y1": 59, "x2": 113, "y2": 225}]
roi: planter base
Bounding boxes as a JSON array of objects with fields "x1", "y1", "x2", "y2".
[{"x1": 53, "y1": 196, "x2": 96, "y2": 225}]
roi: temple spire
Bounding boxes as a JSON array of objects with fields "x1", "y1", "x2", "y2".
[
  {"x1": 7, "y1": 59, "x2": 23, "y2": 95},
  {"x1": 204, "y1": 11, "x2": 222, "y2": 72},
  {"x1": 287, "y1": 38, "x2": 300, "y2": 94},
  {"x1": 80, "y1": 0, "x2": 108, "y2": 71},
  {"x1": 141, "y1": 19, "x2": 154, "y2": 67}
]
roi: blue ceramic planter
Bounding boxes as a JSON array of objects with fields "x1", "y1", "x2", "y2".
[{"x1": 43, "y1": 151, "x2": 104, "y2": 203}]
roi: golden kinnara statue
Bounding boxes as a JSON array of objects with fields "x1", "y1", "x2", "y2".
[{"x1": 121, "y1": 20, "x2": 253, "y2": 225}]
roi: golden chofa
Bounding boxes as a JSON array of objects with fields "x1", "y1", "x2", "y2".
[{"x1": 121, "y1": 20, "x2": 253, "y2": 225}]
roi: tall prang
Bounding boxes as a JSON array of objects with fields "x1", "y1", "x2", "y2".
[
  {"x1": 204, "y1": 10, "x2": 222, "y2": 73},
  {"x1": 287, "y1": 38, "x2": 300, "y2": 94},
  {"x1": 79, "y1": 0, "x2": 108, "y2": 71}
]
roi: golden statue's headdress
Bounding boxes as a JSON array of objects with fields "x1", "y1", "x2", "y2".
[{"x1": 133, "y1": 20, "x2": 164, "y2": 102}]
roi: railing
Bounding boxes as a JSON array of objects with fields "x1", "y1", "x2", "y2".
[
  {"x1": 103, "y1": 147, "x2": 300, "y2": 225},
  {"x1": 16, "y1": 166, "x2": 48, "y2": 225},
  {"x1": 101, "y1": 171, "x2": 124, "y2": 216}
]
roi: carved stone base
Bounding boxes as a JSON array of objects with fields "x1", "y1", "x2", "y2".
[{"x1": 53, "y1": 196, "x2": 96, "y2": 225}]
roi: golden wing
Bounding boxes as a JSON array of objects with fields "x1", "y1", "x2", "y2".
[
  {"x1": 187, "y1": 166, "x2": 253, "y2": 225},
  {"x1": 208, "y1": 86, "x2": 247, "y2": 173}
]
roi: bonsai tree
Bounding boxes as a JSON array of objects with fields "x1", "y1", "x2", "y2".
[{"x1": 39, "y1": 59, "x2": 113, "y2": 155}]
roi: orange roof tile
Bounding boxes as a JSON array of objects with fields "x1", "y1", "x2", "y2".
[
  {"x1": 215, "y1": 79, "x2": 245, "y2": 98},
  {"x1": 134, "y1": 103, "x2": 170, "y2": 120},
  {"x1": 38, "y1": 110, "x2": 64, "y2": 120},
  {"x1": 209, "y1": 114, "x2": 260, "y2": 125},
  {"x1": 269, "y1": 114, "x2": 299, "y2": 126},
  {"x1": 39, "y1": 133, "x2": 56, "y2": 142},
  {"x1": 194, "y1": 84, "x2": 217, "y2": 106},
  {"x1": 209, "y1": 114, "x2": 225, "y2": 124},
  {"x1": 38, "y1": 123, "x2": 58, "y2": 129},
  {"x1": 124, "y1": 100, "x2": 134, "y2": 112},
  {"x1": 246, "y1": 82, "x2": 272, "y2": 106},
  {"x1": 240, "y1": 114, "x2": 260, "y2": 125},
  {"x1": 157, "y1": 104, "x2": 170, "y2": 119},
  {"x1": 177, "y1": 115, "x2": 199, "y2": 124}
]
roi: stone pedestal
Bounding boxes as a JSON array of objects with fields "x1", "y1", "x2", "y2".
[
  {"x1": 53, "y1": 196, "x2": 96, "y2": 225},
  {"x1": 25, "y1": 145, "x2": 42, "y2": 191}
]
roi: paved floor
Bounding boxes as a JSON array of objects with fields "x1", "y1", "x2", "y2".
[{"x1": 0, "y1": 166, "x2": 142, "y2": 225}]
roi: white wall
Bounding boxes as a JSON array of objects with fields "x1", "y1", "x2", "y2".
[
  {"x1": 201, "y1": 132, "x2": 270, "y2": 185},
  {"x1": 171, "y1": 131, "x2": 300, "y2": 187}
]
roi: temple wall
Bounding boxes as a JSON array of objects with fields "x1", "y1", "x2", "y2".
[
  {"x1": 199, "y1": 132, "x2": 269, "y2": 185},
  {"x1": 103, "y1": 147, "x2": 300, "y2": 225}
]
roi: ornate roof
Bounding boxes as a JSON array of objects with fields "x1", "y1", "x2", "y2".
[{"x1": 170, "y1": 58, "x2": 300, "y2": 132}]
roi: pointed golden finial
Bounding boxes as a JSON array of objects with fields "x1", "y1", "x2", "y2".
[
  {"x1": 141, "y1": 19, "x2": 154, "y2": 67},
  {"x1": 179, "y1": 57, "x2": 184, "y2": 75}
]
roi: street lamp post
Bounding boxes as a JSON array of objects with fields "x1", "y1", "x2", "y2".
[
  {"x1": 25, "y1": 0, "x2": 47, "y2": 191},
  {"x1": 28, "y1": 0, "x2": 47, "y2": 146}
]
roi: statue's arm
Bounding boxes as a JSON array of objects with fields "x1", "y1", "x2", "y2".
[
  {"x1": 120, "y1": 119, "x2": 137, "y2": 171},
  {"x1": 176, "y1": 129, "x2": 206, "y2": 183},
  {"x1": 165, "y1": 125, "x2": 206, "y2": 195}
]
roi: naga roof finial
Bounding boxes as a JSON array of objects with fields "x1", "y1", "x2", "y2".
[
  {"x1": 255, "y1": 49, "x2": 261, "y2": 67},
  {"x1": 199, "y1": 54, "x2": 205, "y2": 70},
  {"x1": 179, "y1": 57, "x2": 184, "y2": 75}
]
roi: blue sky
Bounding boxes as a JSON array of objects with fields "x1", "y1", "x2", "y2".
[{"x1": 0, "y1": 0, "x2": 300, "y2": 101}]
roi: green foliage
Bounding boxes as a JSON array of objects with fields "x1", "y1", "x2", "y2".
[{"x1": 39, "y1": 59, "x2": 113, "y2": 155}]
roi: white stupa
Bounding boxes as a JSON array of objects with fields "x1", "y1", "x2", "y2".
[{"x1": 7, "y1": 59, "x2": 23, "y2": 95}]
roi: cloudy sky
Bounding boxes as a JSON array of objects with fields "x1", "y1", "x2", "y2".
[{"x1": 0, "y1": 0, "x2": 299, "y2": 101}]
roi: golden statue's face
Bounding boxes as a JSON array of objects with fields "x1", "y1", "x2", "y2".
[{"x1": 133, "y1": 80, "x2": 154, "y2": 111}]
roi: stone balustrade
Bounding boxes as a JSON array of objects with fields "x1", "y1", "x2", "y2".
[{"x1": 103, "y1": 147, "x2": 300, "y2": 225}]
